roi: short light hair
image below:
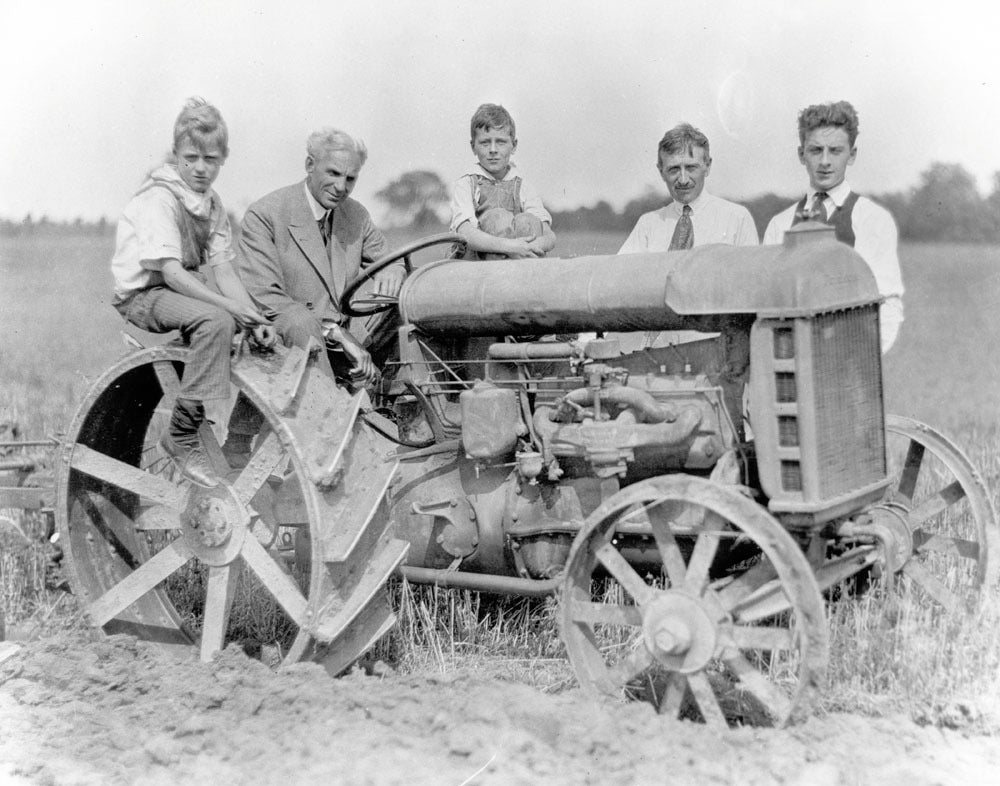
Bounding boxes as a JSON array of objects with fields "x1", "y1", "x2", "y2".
[
  {"x1": 172, "y1": 97, "x2": 229, "y2": 159},
  {"x1": 798, "y1": 101, "x2": 859, "y2": 147},
  {"x1": 657, "y1": 123, "x2": 710, "y2": 167},
  {"x1": 306, "y1": 127, "x2": 368, "y2": 166},
  {"x1": 470, "y1": 103, "x2": 516, "y2": 141}
]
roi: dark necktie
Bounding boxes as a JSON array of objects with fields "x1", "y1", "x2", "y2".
[
  {"x1": 669, "y1": 204, "x2": 694, "y2": 250},
  {"x1": 811, "y1": 192, "x2": 829, "y2": 223},
  {"x1": 319, "y1": 211, "x2": 333, "y2": 247}
]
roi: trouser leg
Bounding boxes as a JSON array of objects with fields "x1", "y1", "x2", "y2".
[{"x1": 120, "y1": 286, "x2": 236, "y2": 402}]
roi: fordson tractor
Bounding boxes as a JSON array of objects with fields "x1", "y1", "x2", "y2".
[{"x1": 52, "y1": 221, "x2": 998, "y2": 727}]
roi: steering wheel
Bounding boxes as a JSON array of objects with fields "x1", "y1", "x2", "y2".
[{"x1": 341, "y1": 232, "x2": 466, "y2": 317}]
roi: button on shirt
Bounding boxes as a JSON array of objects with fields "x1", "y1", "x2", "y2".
[
  {"x1": 618, "y1": 192, "x2": 759, "y2": 254},
  {"x1": 763, "y1": 181, "x2": 904, "y2": 353}
]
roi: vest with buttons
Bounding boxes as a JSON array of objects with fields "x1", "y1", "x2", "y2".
[{"x1": 791, "y1": 191, "x2": 860, "y2": 247}]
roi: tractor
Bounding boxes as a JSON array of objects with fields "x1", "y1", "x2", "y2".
[{"x1": 50, "y1": 220, "x2": 998, "y2": 727}]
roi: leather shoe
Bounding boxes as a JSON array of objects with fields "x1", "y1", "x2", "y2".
[{"x1": 159, "y1": 432, "x2": 219, "y2": 488}]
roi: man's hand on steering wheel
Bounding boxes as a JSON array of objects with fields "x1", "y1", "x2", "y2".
[{"x1": 374, "y1": 264, "x2": 406, "y2": 299}]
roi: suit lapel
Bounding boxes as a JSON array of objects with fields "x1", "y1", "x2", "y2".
[
  {"x1": 329, "y1": 208, "x2": 350, "y2": 299},
  {"x1": 288, "y1": 191, "x2": 338, "y2": 304}
]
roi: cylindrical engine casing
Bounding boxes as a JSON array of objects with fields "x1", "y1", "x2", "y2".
[{"x1": 398, "y1": 237, "x2": 881, "y2": 337}]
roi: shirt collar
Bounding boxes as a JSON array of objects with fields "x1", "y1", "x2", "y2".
[
  {"x1": 811, "y1": 181, "x2": 851, "y2": 208},
  {"x1": 670, "y1": 191, "x2": 709, "y2": 215},
  {"x1": 303, "y1": 181, "x2": 327, "y2": 221},
  {"x1": 465, "y1": 160, "x2": 520, "y2": 181},
  {"x1": 138, "y1": 164, "x2": 216, "y2": 220}
]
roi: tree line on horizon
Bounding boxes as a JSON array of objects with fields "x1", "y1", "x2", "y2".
[{"x1": 4, "y1": 161, "x2": 999, "y2": 244}]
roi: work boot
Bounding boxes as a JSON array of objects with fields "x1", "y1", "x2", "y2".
[{"x1": 160, "y1": 398, "x2": 219, "y2": 487}]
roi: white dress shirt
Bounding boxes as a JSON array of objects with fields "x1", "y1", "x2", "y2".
[
  {"x1": 764, "y1": 181, "x2": 904, "y2": 353},
  {"x1": 618, "y1": 191, "x2": 759, "y2": 254}
]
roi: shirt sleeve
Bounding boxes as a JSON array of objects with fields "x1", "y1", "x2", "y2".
[
  {"x1": 517, "y1": 176, "x2": 553, "y2": 225},
  {"x1": 762, "y1": 206, "x2": 794, "y2": 246},
  {"x1": 880, "y1": 296, "x2": 903, "y2": 354},
  {"x1": 618, "y1": 215, "x2": 649, "y2": 254},
  {"x1": 734, "y1": 207, "x2": 760, "y2": 246},
  {"x1": 449, "y1": 175, "x2": 477, "y2": 231},
  {"x1": 359, "y1": 209, "x2": 389, "y2": 264},
  {"x1": 206, "y1": 201, "x2": 237, "y2": 268},
  {"x1": 854, "y1": 199, "x2": 904, "y2": 298},
  {"x1": 132, "y1": 189, "x2": 184, "y2": 271}
]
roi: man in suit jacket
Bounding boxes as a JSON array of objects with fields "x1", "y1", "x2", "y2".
[
  {"x1": 224, "y1": 128, "x2": 403, "y2": 464},
  {"x1": 236, "y1": 127, "x2": 404, "y2": 382}
]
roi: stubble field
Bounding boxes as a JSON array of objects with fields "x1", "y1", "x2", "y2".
[{"x1": 2, "y1": 231, "x2": 1000, "y2": 784}]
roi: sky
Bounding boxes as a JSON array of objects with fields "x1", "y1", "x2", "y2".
[{"x1": 3, "y1": 0, "x2": 999, "y2": 223}]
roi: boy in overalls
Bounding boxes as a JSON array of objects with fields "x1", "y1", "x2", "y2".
[{"x1": 449, "y1": 104, "x2": 556, "y2": 259}]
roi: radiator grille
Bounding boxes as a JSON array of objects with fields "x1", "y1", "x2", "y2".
[{"x1": 812, "y1": 307, "x2": 885, "y2": 497}]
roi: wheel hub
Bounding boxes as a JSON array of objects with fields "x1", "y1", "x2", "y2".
[
  {"x1": 641, "y1": 591, "x2": 717, "y2": 674},
  {"x1": 181, "y1": 485, "x2": 249, "y2": 565}
]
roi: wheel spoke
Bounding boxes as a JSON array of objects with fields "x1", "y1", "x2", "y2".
[
  {"x1": 722, "y1": 649, "x2": 792, "y2": 722},
  {"x1": 240, "y1": 534, "x2": 308, "y2": 624},
  {"x1": 70, "y1": 444, "x2": 187, "y2": 509},
  {"x1": 88, "y1": 538, "x2": 194, "y2": 626},
  {"x1": 913, "y1": 530, "x2": 980, "y2": 561},
  {"x1": 686, "y1": 671, "x2": 727, "y2": 729},
  {"x1": 232, "y1": 429, "x2": 287, "y2": 505},
  {"x1": 658, "y1": 672, "x2": 688, "y2": 718},
  {"x1": 198, "y1": 422, "x2": 229, "y2": 478},
  {"x1": 728, "y1": 578, "x2": 794, "y2": 624},
  {"x1": 200, "y1": 565, "x2": 237, "y2": 662},
  {"x1": 152, "y1": 360, "x2": 182, "y2": 401},
  {"x1": 134, "y1": 505, "x2": 183, "y2": 531},
  {"x1": 646, "y1": 501, "x2": 688, "y2": 587},
  {"x1": 712, "y1": 559, "x2": 778, "y2": 611},
  {"x1": 902, "y1": 560, "x2": 963, "y2": 613},
  {"x1": 684, "y1": 513, "x2": 725, "y2": 594},
  {"x1": 908, "y1": 480, "x2": 966, "y2": 528},
  {"x1": 567, "y1": 599, "x2": 643, "y2": 627},
  {"x1": 595, "y1": 543, "x2": 656, "y2": 605},
  {"x1": 897, "y1": 439, "x2": 925, "y2": 500}
]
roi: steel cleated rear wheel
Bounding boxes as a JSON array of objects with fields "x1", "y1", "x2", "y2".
[
  {"x1": 55, "y1": 342, "x2": 407, "y2": 671},
  {"x1": 883, "y1": 414, "x2": 999, "y2": 611},
  {"x1": 559, "y1": 475, "x2": 828, "y2": 728}
]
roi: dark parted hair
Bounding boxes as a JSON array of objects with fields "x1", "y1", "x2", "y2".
[
  {"x1": 657, "y1": 123, "x2": 710, "y2": 166},
  {"x1": 797, "y1": 101, "x2": 859, "y2": 147}
]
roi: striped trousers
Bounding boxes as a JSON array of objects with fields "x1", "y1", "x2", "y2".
[{"x1": 114, "y1": 286, "x2": 235, "y2": 402}]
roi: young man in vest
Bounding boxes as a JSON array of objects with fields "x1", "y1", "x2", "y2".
[{"x1": 763, "y1": 101, "x2": 904, "y2": 353}]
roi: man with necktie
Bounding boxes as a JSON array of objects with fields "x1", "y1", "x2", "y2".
[
  {"x1": 226, "y1": 128, "x2": 403, "y2": 463},
  {"x1": 615, "y1": 123, "x2": 758, "y2": 350},
  {"x1": 763, "y1": 101, "x2": 904, "y2": 353},
  {"x1": 235, "y1": 127, "x2": 404, "y2": 383}
]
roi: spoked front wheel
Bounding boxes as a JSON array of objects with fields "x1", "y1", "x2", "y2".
[{"x1": 559, "y1": 475, "x2": 828, "y2": 728}]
